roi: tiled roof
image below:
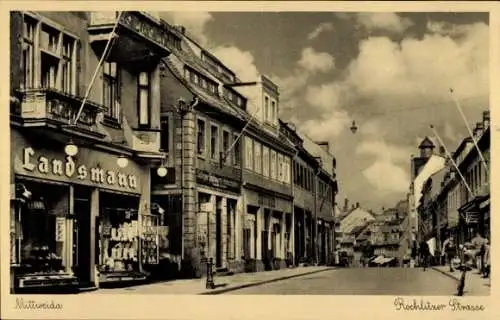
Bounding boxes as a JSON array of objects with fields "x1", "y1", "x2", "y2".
[{"x1": 163, "y1": 55, "x2": 244, "y2": 121}]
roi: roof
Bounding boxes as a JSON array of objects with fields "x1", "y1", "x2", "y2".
[{"x1": 419, "y1": 136, "x2": 435, "y2": 149}]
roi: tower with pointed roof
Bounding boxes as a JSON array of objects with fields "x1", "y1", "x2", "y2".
[{"x1": 418, "y1": 136, "x2": 435, "y2": 158}]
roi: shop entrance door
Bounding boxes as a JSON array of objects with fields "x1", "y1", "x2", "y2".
[
  {"x1": 215, "y1": 205, "x2": 222, "y2": 268},
  {"x1": 73, "y1": 187, "x2": 92, "y2": 286}
]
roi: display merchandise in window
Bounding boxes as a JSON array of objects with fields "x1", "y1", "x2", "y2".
[
  {"x1": 99, "y1": 208, "x2": 139, "y2": 273},
  {"x1": 14, "y1": 182, "x2": 68, "y2": 275},
  {"x1": 141, "y1": 214, "x2": 160, "y2": 265}
]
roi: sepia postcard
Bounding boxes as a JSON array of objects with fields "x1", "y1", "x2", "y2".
[{"x1": 0, "y1": 1, "x2": 497, "y2": 320}]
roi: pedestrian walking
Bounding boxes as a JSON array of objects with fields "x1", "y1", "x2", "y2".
[
  {"x1": 410, "y1": 240, "x2": 418, "y2": 268},
  {"x1": 419, "y1": 241, "x2": 430, "y2": 271},
  {"x1": 471, "y1": 232, "x2": 487, "y2": 273},
  {"x1": 482, "y1": 239, "x2": 490, "y2": 279},
  {"x1": 442, "y1": 236, "x2": 456, "y2": 272}
]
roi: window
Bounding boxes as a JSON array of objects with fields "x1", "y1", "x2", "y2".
[
  {"x1": 270, "y1": 150, "x2": 277, "y2": 179},
  {"x1": 138, "y1": 72, "x2": 150, "y2": 126},
  {"x1": 210, "y1": 125, "x2": 219, "y2": 160},
  {"x1": 61, "y1": 36, "x2": 74, "y2": 94},
  {"x1": 263, "y1": 146, "x2": 270, "y2": 177},
  {"x1": 37, "y1": 22, "x2": 77, "y2": 92},
  {"x1": 103, "y1": 62, "x2": 120, "y2": 121},
  {"x1": 284, "y1": 157, "x2": 291, "y2": 184},
  {"x1": 197, "y1": 119, "x2": 206, "y2": 155},
  {"x1": 278, "y1": 154, "x2": 283, "y2": 181},
  {"x1": 160, "y1": 118, "x2": 169, "y2": 152},
  {"x1": 222, "y1": 131, "x2": 230, "y2": 165},
  {"x1": 254, "y1": 142, "x2": 262, "y2": 174},
  {"x1": 244, "y1": 137, "x2": 254, "y2": 170},
  {"x1": 40, "y1": 24, "x2": 59, "y2": 53},
  {"x1": 21, "y1": 16, "x2": 36, "y2": 89},
  {"x1": 264, "y1": 96, "x2": 269, "y2": 121},
  {"x1": 233, "y1": 133, "x2": 241, "y2": 166},
  {"x1": 271, "y1": 100, "x2": 276, "y2": 123}
]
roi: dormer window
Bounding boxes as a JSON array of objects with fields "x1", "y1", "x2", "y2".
[{"x1": 184, "y1": 67, "x2": 219, "y2": 97}]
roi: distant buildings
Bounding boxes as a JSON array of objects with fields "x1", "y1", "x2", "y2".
[{"x1": 417, "y1": 111, "x2": 490, "y2": 256}]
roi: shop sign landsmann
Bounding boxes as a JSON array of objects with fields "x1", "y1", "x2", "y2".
[{"x1": 20, "y1": 147, "x2": 139, "y2": 191}]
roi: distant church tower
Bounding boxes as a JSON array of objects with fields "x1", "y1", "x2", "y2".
[
  {"x1": 419, "y1": 136, "x2": 435, "y2": 158},
  {"x1": 411, "y1": 137, "x2": 436, "y2": 180}
]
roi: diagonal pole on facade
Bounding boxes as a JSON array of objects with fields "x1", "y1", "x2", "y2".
[
  {"x1": 72, "y1": 11, "x2": 123, "y2": 125},
  {"x1": 449, "y1": 88, "x2": 489, "y2": 175},
  {"x1": 430, "y1": 124, "x2": 475, "y2": 221}
]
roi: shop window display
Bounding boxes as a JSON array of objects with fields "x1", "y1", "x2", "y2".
[
  {"x1": 98, "y1": 208, "x2": 140, "y2": 274},
  {"x1": 11, "y1": 181, "x2": 77, "y2": 291},
  {"x1": 141, "y1": 213, "x2": 160, "y2": 265},
  {"x1": 18, "y1": 184, "x2": 66, "y2": 274}
]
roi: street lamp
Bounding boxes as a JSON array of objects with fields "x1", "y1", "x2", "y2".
[
  {"x1": 350, "y1": 120, "x2": 358, "y2": 134},
  {"x1": 65, "y1": 139, "x2": 79, "y2": 157},
  {"x1": 117, "y1": 154, "x2": 129, "y2": 168}
]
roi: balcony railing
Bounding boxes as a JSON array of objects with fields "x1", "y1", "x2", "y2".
[
  {"x1": 88, "y1": 11, "x2": 181, "y2": 56},
  {"x1": 12, "y1": 88, "x2": 105, "y2": 136}
]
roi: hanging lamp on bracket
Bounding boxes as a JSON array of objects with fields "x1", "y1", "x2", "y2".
[{"x1": 350, "y1": 120, "x2": 358, "y2": 134}]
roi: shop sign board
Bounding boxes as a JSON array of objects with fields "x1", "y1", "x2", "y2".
[
  {"x1": 18, "y1": 146, "x2": 141, "y2": 192},
  {"x1": 196, "y1": 170, "x2": 240, "y2": 192}
]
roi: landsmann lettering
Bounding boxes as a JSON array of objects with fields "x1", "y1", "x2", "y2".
[{"x1": 21, "y1": 147, "x2": 138, "y2": 189}]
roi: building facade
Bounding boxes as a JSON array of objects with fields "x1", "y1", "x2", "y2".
[
  {"x1": 437, "y1": 111, "x2": 490, "y2": 250},
  {"x1": 280, "y1": 122, "x2": 338, "y2": 266},
  {"x1": 10, "y1": 11, "x2": 175, "y2": 292}
]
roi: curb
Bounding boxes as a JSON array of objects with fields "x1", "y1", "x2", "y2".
[
  {"x1": 199, "y1": 267, "x2": 335, "y2": 295},
  {"x1": 431, "y1": 267, "x2": 460, "y2": 281}
]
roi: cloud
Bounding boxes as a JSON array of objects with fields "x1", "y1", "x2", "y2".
[
  {"x1": 355, "y1": 13, "x2": 414, "y2": 34},
  {"x1": 355, "y1": 139, "x2": 412, "y2": 193},
  {"x1": 346, "y1": 22, "x2": 488, "y2": 102},
  {"x1": 299, "y1": 111, "x2": 351, "y2": 141},
  {"x1": 362, "y1": 160, "x2": 410, "y2": 193},
  {"x1": 304, "y1": 82, "x2": 347, "y2": 113},
  {"x1": 160, "y1": 12, "x2": 213, "y2": 44},
  {"x1": 307, "y1": 22, "x2": 334, "y2": 40},
  {"x1": 211, "y1": 46, "x2": 260, "y2": 82},
  {"x1": 298, "y1": 47, "x2": 335, "y2": 73},
  {"x1": 356, "y1": 140, "x2": 412, "y2": 163}
]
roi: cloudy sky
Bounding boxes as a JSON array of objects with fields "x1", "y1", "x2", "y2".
[{"x1": 160, "y1": 11, "x2": 489, "y2": 212}]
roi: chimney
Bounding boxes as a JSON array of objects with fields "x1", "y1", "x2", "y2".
[
  {"x1": 483, "y1": 110, "x2": 490, "y2": 129},
  {"x1": 439, "y1": 146, "x2": 445, "y2": 156},
  {"x1": 175, "y1": 25, "x2": 186, "y2": 34},
  {"x1": 356, "y1": 202, "x2": 360, "y2": 208},
  {"x1": 351, "y1": 204, "x2": 355, "y2": 210},
  {"x1": 344, "y1": 198, "x2": 349, "y2": 211},
  {"x1": 475, "y1": 122, "x2": 484, "y2": 140},
  {"x1": 316, "y1": 141, "x2": 330, "y2": 153}
]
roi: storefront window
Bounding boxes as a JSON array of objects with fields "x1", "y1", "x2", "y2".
[
  {"x1": 16, "y1": 181, "x2": 68, "y2": 275},
  {"x1": 99, "y1": 193, "x2": 140, "y2": 274}
]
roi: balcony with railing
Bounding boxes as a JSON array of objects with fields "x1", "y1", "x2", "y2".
[
  {"x1": 12, "y1": 88, "x2": 106, "y2": 138},
  {"x1": 88, "y1": 11, "x2": 181, "y2": 65}
]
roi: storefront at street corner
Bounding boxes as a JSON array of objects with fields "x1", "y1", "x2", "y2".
[
  {"x1": 242, "y1": 185, "x2": 293, "y2": 272},
  {"x1": 10, "y1": 128, "x2": 161, "y2": 292}
]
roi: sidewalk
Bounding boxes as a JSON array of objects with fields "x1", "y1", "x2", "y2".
[
  {"x1": 86, "y1": 266, "x2": 334, "y2": 295},
  {"x1": 431, "y1": 265, "x2": 490, "y2": 296}
]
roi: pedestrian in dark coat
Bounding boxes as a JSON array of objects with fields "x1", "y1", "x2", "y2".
[{"x1": 419, "y1": 241, "x2": 430, "y2": 271}]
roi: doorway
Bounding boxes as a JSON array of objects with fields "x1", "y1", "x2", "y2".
[
  {"x1": 215, "y1": 197, "x2": 222, "y2": 268},
  {"x1": 73, "y1": 186, "x2": 92, "y2": 287}
]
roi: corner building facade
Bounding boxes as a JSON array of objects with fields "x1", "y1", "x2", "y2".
[{"x1": 9, "y1": 11, "x2": 177, "y2": 292}]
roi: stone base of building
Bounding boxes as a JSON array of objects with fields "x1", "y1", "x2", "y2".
[{"x1": 228, "y1": 260, "x2": 245, "y2": 274}]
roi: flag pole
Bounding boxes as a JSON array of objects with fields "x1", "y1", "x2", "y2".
[
  {"x1": 449, "y1": 88, "x2": 489, "y2": 174},
  {"x1": 72, "y1": 12, "x2": 122, "y2": 125},
  {"x1": 430, "y1": 125, "x2": 474, "y2": 201}
]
